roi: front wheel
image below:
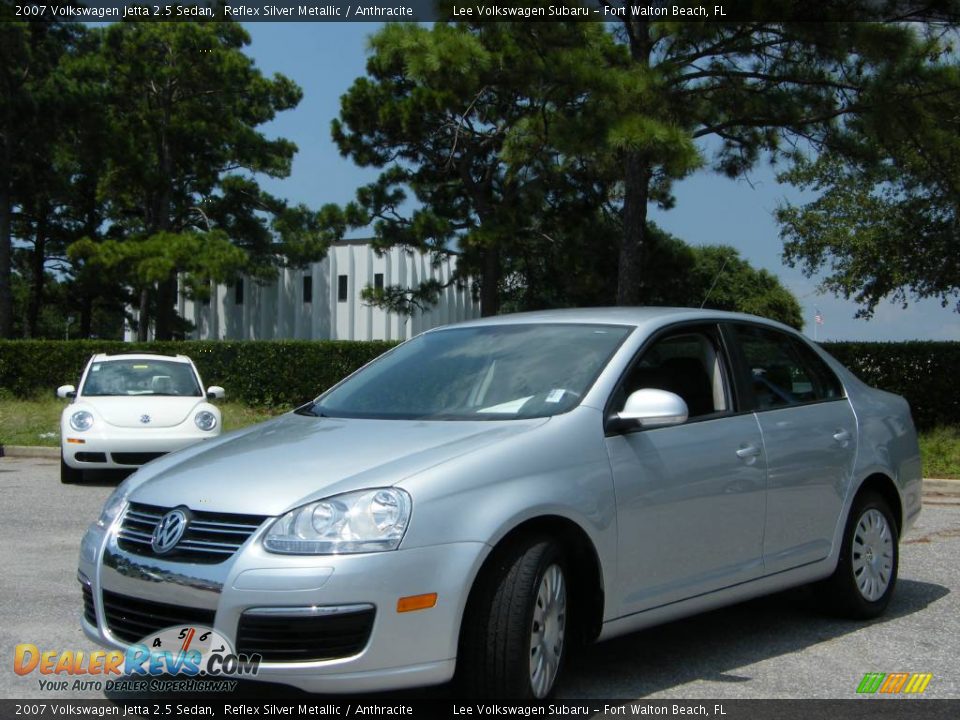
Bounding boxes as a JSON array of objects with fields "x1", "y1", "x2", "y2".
[
  {"x1": 60, "y1": 455, "x2": 82, "y2": 484},
  {"x1": 817, "y1": 491, "x2": 898, "y2": 619},
  {"x1": 459, "y1": 536, "x2": 568, "y2": 698}
]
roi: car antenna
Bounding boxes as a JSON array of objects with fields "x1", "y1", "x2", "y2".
[{"x1": 700, "y1": 253, "x2": 731, "y2": 309}]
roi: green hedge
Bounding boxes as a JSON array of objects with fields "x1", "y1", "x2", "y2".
[
  {"x1": 0, "y1": 339, "x2": 956, "y2": 428},
  {"x1": 0, "y1": 340, "x2": 397, "y2": 407},
  {"x1": 822, "y1": 342, "x2": 960, "y2": 430}
]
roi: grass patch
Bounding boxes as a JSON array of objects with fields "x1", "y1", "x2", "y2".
[
  {"x1": 919, "y1": 426, "x2": 960, "y2": 479},
  {"x1": 0, "y1": 397, "x2": 282, "y2": 448}
]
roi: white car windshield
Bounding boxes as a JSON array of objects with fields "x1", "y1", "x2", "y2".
[
  {"x1": 305, "y1": 323, "x2": 631, "y2": 420},
  {"x1": 81, "y1": 359, "x2": 202, "y2": 397}
]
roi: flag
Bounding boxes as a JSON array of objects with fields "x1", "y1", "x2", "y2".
[{"x1": 814, "y1": 309, "x2": 824, "y2": 325}]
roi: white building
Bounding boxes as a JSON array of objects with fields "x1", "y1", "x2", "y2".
[{"x1": 126, "y1": 239, "x2": 480, "y2": 342}]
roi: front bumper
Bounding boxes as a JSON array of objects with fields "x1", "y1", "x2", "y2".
[
  {"x1": 62, "y1": 430, "x2": 216, "y2": 469},
  {"x1": 79, "y1": 517, "x2": 488, "y2": 693}
]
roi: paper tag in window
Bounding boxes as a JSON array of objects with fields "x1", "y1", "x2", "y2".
[{"x1": 545, "y1": 389, "x2": 566, "y2": 403}]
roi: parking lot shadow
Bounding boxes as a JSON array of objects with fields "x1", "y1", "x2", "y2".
[{"x1": 562, "y1": 578, "x2": 949, "y2": 698}]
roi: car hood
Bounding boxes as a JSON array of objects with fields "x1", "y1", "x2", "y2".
[
  {"x1": 81, "y1": 396, "x2": 205, "y2": 428},
  {"x1": 126, "y1": 412, "x2": 549, "y2": 516}
]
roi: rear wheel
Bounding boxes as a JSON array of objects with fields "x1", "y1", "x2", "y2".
[
  {"x1": 60, "y1": 455, "x2": 82, "y2": 484},
  {"x1": 817, "y1": 491, "x2": 898, "y2": 618},
  {"x1": 459, "y1": 536, "x2": 568, "y2": 698}
]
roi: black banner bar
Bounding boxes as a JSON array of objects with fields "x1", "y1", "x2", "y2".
[
  {"x1": 1, "y1": 700, "x2": 959, "y2": 720},
  {"x1": 2, "y1": 1, "x2": 959, "y2": 23}
]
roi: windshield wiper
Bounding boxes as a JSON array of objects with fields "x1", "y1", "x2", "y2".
[{"x1": 294, "y1": 402, "x2": 326, "y2": 417}]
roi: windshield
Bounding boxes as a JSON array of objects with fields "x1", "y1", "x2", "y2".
[
  {"x1": 305, "y1": 323, "x2": 631, "y2": 420},
  {"x1": 81, "y1": 359, "x2": 202, "y2": 397}
]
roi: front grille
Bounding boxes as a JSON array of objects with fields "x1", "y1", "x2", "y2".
[
  {"x1": 236, "y1": 608, "x2": 375, "y2": 662},
  {"x1": 81, "y1": 584, "x2": 96, "y2": 626},
  {"x1": 76, "y1": 452, "x2": 107, "y2": 463},
  {"x1": 111, "y1": 452, "x2": 166, "y2": 466},
  {"x1": 117, "y1": 502, "x2": 266, "y2": 564},
  {"x1": 102, "y1": 590, "x2": 215, "y2": 644}
]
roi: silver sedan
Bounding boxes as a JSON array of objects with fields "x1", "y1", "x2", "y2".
[{"x1": 78, "y1": 308, "x2": 921, "y2": 698}]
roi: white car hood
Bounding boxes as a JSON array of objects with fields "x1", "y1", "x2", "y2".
[
  {"x1": 81, "y1": 396, "x2": 204, "y2": 428},
  {"x1": 127, "y1": 412, "x2": 549, "y2": 516}
]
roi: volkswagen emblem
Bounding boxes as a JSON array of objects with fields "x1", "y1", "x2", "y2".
[
  {"x1": 151, "y1": 509, "x2": 188, "y2": 555},
  {"x1": 140, "y1": 414, "x2": 151, "y2": 424}
]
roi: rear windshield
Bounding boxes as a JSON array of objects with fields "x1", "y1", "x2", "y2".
[{"x1": 81, "y1": 360, "x2": 201, "y2": 397}]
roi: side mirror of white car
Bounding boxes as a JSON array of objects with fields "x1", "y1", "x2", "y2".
[
  {"x1": 57, "y1": 384, "x2": 76, "y2": 399},
  {"x1": 206, "y1": 386, "x2": 226, "y2": 400},
  {"x1": 613, "y1": 388, "x2": 688, "y2": 430}
]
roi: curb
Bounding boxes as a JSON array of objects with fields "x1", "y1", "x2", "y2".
[{"x1": 0, "y1": 445, "x2": 59, "y2": 459}]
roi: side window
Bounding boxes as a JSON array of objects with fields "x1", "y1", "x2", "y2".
[
  {"x1": 790, "y1": 337, "x2": 844, "y2": 400},
  {"x1": 615, "y1": 330, "x2": 730, "y2": 420},
  {"x1": 733, "y1": 325, "x2": 843, "y2": 410}
]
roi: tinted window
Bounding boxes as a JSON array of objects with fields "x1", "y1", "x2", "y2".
[
  {"x1": 338, "y1": 275, "x2": 348, "y2": 302},
  {"x1": 733, "y1": 325, "x2": 843, "y2": 409},
  {"x1": 234, "y1": 280, "x2": 244, "y2": 305},
  {"x1": 82, "y1": 360, "x2": 201, "y2": 397},
  {"x1": 303, "y1": 275, "x2": 313, "y2": 303},
  {"x1": 307, "y1": 324, "x2": 631, "y2": 420},
  {"x1": 616, "y1": 330, "x2": 730, "y2": 419}
]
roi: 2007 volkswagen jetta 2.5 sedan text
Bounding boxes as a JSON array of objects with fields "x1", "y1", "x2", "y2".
[{"x1": 79, "y1": 308, "x2": 921, "y2": 698}]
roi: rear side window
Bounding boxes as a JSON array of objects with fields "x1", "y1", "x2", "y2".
[{"x1": 732, "y1": 325, "x2": 843, "y2": 410}]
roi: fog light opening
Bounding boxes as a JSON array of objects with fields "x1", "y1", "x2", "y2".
[{"x1": 396, "y1": 593, "x2": 438, "y2": 613}]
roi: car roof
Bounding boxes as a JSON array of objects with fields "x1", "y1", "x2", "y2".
[
  {"x1": 440, "y1": 307, "x2": 800, "y2": 335},
  {"x1": 90, "y1": 352, "x2": 194, "y2": 364}
]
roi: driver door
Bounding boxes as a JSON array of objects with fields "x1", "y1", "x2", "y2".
[{"x1": 604, "y1": 325, "x2": 768, "y2": 617}]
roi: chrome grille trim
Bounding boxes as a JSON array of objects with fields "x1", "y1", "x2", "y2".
[{"x1": 116, "y1": 502, "x2": 268, "y2": 564}]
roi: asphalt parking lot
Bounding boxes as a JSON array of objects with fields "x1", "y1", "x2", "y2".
[{"x1": 1, "y1": 456, "x2": 957, "y2": 701}]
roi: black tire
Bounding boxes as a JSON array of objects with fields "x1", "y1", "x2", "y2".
[
  {"x1": 458, "y1": 536, "x2": 569, "y2": 699},
  {"x1": 60, "y1": 455, "x2": 82, "y2": 485},
  {"x1": 817, "y1": 491, "x2": 898, "y2": 619}
]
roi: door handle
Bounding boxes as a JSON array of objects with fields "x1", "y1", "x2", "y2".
[
  {"x1": 736, "y1": 444, "x2": 762, "y2": 460},
  {"x1": 833, "y1": 429, "x2": 851, "y2": 446}
]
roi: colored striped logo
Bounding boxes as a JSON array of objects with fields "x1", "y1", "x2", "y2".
[{"x1": 857, "y1": 672, "x2": 932, "y2": 694}]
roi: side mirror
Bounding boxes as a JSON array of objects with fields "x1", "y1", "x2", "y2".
[
  {"x1": 206, "y1": 386, "x2": 225, "y2": 400},
  {"x1": 610, "y1": 389, "x2": 688, "y2": 431},
  {"x1": 57, "y1": 384, "x2": 76, "y2": 399}
]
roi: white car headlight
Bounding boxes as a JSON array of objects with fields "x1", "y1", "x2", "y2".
[
  {"x1": 263, "y1": 488, "x2": 412, "y2": 555},
  {"x1": 194, "y1": 410, "x2": 217, "y2": 431},
  {"x1": 70, "y1": 410, "x2": 94, "y2": 432}
]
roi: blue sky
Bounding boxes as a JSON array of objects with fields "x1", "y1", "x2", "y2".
[{"x1": 244, "y1": 22, "x2": 960, "y2": 342}]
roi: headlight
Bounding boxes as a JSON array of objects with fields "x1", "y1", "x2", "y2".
[
  {"x1": 194, "y1": 410, "x2": 217, "y2": 431},
  {"x1": 70, "y1": 411, "x2": 94, "y2": 432},
  {"x1": 263, "y1": 488, "x2": 412, "y2": 555},
  {"x1": 96, "y1": 482, "x2": 130, "y2": 528}
]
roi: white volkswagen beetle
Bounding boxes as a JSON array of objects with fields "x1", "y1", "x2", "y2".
[{"x1": 57, "y1": 352, "x2": 225, "y2": 484}]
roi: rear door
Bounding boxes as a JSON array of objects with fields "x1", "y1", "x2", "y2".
[{"x1": 725, "y1": 323, "x2": 857, "y2": 572}]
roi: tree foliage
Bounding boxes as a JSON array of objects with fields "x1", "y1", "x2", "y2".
[
  {"x1": 0, "y1": 9, "x2": 89, "y2": 338},
  {"x1": 601, "y1": 4, "x2": 956, "y2": 306},
  {"x1": 82, "y1": 19, "x2": 313, "y2": 339},
  {"x1": 778, "y1": 55, "x2": 960, "y2": 317},
  {"x1": 327, "y1": 20, "x2": 621, "y2": 316},
  {"x1": 327, "y1": 5, "x2": 957, "y2": 321}
]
